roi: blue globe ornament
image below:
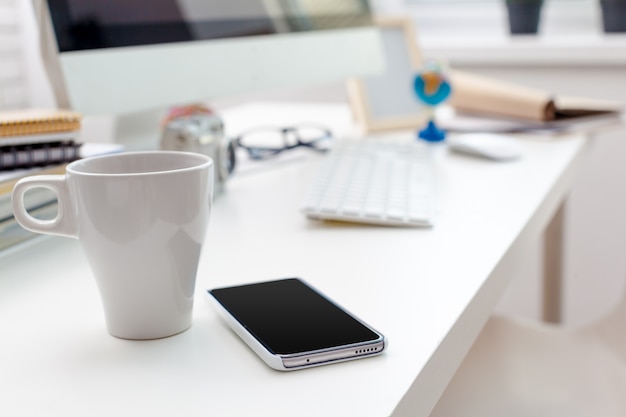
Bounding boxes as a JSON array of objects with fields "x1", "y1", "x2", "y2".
[
  {"x1": 413, "y1": 62, "x2": 452, "y2": 142},
  {"x1": 413, "y1": 71, "x2": 452, "y2": 106}
]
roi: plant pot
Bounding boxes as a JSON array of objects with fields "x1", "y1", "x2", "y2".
[
  {"x1": 506, "y1": 1, "x2": 543, "y2": 35},
  {"x1": 600, "y1": 0, "x2": 626, "y2": 32}
]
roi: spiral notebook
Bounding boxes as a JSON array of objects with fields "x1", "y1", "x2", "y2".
[
  {"x1": 0, "y1": 108, "x2": 81, "y2": 137},
  {"x1": 0, "y1": 140, "x2": 82, "y2": 171}
]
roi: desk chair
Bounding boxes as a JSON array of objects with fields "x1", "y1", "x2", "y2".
[{"x1": 429, "y1": 288, "x2": 626, "y2": 417}]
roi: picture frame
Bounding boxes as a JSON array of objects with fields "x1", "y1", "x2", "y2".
[{"x1": 347, "y1": 17, "x2": 426, "y2": 133}]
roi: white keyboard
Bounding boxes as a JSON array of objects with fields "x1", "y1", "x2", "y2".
[{"x1": 301, "y1": 140, "x2": 435, "y2": 227}]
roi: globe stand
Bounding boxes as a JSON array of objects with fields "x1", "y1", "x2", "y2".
[{"x1": 418, "y1": 119, "x2": 446, "y2": 142}]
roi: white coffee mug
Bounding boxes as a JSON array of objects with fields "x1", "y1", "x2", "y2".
[{"x1": 12, "y1": 151, "x2": 213, "y2": 340}]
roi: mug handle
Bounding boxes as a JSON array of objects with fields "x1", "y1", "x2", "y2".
[{"x1": 11, "y1": 175, "x2": 78, "y2": 238}]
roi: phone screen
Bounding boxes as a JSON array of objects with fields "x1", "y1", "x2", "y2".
[{"x1": 209, "y1": 278, "x2": 381, "y2": 355}]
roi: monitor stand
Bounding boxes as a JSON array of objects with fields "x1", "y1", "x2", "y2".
[
  {"x1": 113, "y1": 110, "x2": 165, "y2": 151},
  {"x1": 80, "y1": 109, "x2": 164, "y2": 151}
]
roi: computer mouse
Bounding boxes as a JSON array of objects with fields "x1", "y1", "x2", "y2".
[{"x1": 447, "y1": 133, "x2": 523, "y2": 161}]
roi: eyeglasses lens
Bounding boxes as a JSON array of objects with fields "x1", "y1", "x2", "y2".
[{"x1": 238, "y1": 126, "x2": 332, "y2": 159}]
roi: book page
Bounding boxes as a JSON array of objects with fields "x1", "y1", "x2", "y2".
[
  {"x1": 554, "y1": 96, "x2": 623, "y2": 118},
  {"x1": 448, "y1": 70, "x2": 554, "y2": 122}
]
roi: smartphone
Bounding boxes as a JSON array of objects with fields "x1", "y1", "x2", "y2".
[{"x1": 207, "y1": 277, "x2": 386, "y2": 371}]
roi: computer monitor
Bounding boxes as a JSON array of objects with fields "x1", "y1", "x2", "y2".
[{"x1": 41, "y1": 0, "x2": 385, "y2": 147}]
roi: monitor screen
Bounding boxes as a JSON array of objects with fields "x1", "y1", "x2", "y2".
[{"x1": 48, "y1": 0, "x2": 374, "y2": 52}]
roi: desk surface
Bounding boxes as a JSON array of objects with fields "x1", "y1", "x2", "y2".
[{"x1": 0, "y1": 103, "x2": 588, "y2": 417}]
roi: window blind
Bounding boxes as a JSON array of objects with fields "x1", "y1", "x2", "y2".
[{"x1": 0, "y1": 0, "x2": 28, "y2": 110}]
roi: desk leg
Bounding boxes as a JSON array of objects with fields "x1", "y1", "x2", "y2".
[{"x1": 543, "y1": 201, "x2": 565, "y2": 323}]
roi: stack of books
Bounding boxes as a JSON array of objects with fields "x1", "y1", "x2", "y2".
[
  {"x1": 0, "y1": 108, "x2": 83, "y2": 170},
  {"x1": 0, "y1": 109, "x2": 122, "y2": 251}
]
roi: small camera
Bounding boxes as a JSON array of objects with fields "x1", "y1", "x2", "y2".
[{"x1": 160, "y1": 113, "x2": 236, "y2": 195}]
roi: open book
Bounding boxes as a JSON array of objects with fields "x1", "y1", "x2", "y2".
[{"x1": 442, "y1": 71, "x2": 624, "y2": 133}]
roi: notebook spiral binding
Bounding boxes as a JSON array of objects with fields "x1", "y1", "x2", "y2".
[
  {"x1": 0, "y1": 109, "x2": 82, "y2": 137},
  {"x1": 0, "y1": 141, "x2": 83, "y2": 171}
]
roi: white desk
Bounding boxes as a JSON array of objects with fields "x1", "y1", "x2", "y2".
[{"x1": 0, "y1": 103, "x2": 589, "y2": 417}]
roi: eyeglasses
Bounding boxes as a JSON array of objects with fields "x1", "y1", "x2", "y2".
[{"x1": 234, "y1": 124, "x2": 333, "y2": 160}]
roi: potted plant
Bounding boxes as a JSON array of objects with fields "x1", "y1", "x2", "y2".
[
  {"x1": 505, "y1": 0, "x2": 544, "y2": 35},
  {"x1": 600, "y1": 0, "x2": 626, "y2": 32}
]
